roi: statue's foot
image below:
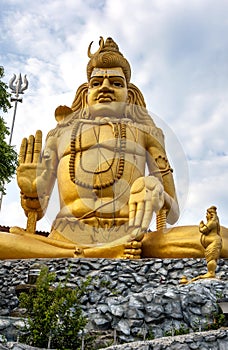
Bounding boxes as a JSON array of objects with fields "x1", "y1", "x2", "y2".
[
  {"x1": 84, "y1": 228, "x2": 144, "y2": 259},
  {"x1": 190, "y1": 272, "x2": 216, "y2": 282},
  {"x1": 123, "y1": 240, "x2": 142, "y2": 259}
]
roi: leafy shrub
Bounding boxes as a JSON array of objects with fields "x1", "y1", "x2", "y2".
[{"x1": 19, "y1": 266, "x2": 92, "y2": 349}]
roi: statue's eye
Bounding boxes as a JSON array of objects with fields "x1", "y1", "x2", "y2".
[
  {"x1": 113, "y1": 81, "x2": 123, "y2": 87},
  {"x1": 92, "y1": 81, "x2": 101, "y2": 87}
]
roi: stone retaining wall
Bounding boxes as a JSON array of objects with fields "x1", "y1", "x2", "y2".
[
  {"x1": 0, "y1": 258, "x2": 227, "y2": 348},
  {"x1": 1, "y1": 328, "x2": 227, "y2": 349},
  {"x1": 104, "y1": 328, "x2": 228, "y2": 349}
]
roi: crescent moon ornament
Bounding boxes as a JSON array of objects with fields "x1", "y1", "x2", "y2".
[{"x1": 87, "y1": 36, "x2": 104, "y2": 58}]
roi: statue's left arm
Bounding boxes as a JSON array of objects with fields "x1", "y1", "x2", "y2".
[
  {"x1": 146, "y1": 129, "x2": 179, "y2": 225},
  {"x1": 147, "y1": 128, "x2": 179, "y2": 225},
  {"x1": 129, "y1": 127, "x2": 179, "y2": 230}
]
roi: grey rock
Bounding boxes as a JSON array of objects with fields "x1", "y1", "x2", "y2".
[
  {"x1": 163, "y1": 289, "x2": 178, "y2": 299},
  {"x1": 140, "y1": 265, "x2": 150, "y2": 274},
  {"x1": 153, "y1": 262, "x2": 162, "y2": 270},
  {"x1": 0, "y1": 310, "x2": 9, "y2": 317},
  {"x1": 201, "y1": 300, "x2": 217, "y2": 315},
  {"x1": 109, "y1": 304, "x2": 125, "y2": 317},
  {"x1": 189, "y1": 342, "x2": 201, "y2": 349},
  {"x1": 125, "y1": 307, "x2": 145, "y2": 319},
  {"x1": 217, "y1": 330, "x2": 227, "y2": 339},
  {"x1": 153, "y1": 345, "x2": 162, "y2": 350},
  {"x1": 92, "y1": 315, "x2": 111, "y2": 330},
  {"x1": 204, "y1": 334, "x2": 216, "y2": 342},
  {"x1": 188, "y1": 306, "x2": 202, "y2": 315},
  {"x1": 132, "y1": 273, "x2": 146, "y2": 284},
  {"x1": 0, "y1": 320, "x2": 10, "y2": 330},
  {"x1": 164, "y1": 301, "x2": 182, "y2": 319},
  {"x1": 128, "y1": 295, "x2": 144, "y2": 309},
  {"x1": 145, "y1": 304, "x2": 164, "y2": 318},
  {"x1": 158, "y1": 268, "x2": 168, "y2": 277},
  {"x1": 173, "y1": 261, "x2": 184, "y2": 269},
  {"x1": 192, "y1": 334, "x2": 204, "y2": 342},
  {"x1": 116, "y1": 319, "x2": 130, "y2": 335},
  {"x1": 188, "y1": 293, "x2": 204, "y2": 304},
  {"x1": 97, "y1": 303, "x2": 109, "y2": 314},
  {"x1": 219, "y1": 340, "x2": 228, "y2": 350}
]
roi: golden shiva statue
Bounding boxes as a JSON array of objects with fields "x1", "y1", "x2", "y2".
[{"x1": 0, "y1": 37, "x2": 227, "y2": 259}]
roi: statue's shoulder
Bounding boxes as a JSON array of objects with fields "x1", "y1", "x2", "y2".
[
  {"x1": 130, "y1": 121, "x2": 165, "y2": 144},
  {"x1": 46, "y1": 105, "x2": 77, "y2": 139}
]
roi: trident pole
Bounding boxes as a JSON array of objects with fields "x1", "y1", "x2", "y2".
[
  {"x1": 0, "y1": 73, "x2": 28, "y2": 211},
  {"x1": 9, "y1": 98, "x2": 18, "y2": 146}
]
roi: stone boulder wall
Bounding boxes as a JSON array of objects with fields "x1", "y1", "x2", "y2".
[{"x1": 0, "y1": 258, "x2": 227, "y2": 346}]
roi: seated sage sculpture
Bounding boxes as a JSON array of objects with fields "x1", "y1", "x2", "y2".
[{"x1": 0, "y1": 37, "x2": 228, "y2": 259}]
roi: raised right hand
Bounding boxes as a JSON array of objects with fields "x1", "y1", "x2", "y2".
[{"x1": 17, "y1": 130, "x2": 46, "y2": 197}]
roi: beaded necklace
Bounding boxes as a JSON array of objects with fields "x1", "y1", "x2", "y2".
[{"x1": 69, "y1": 120, "x2": 126, "y2": 189}]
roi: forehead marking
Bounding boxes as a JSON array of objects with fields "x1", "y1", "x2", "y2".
[{"x1": 91, "y1": 68, "x2": 125, "y2": 78}]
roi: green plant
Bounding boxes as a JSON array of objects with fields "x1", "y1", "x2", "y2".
[
  {"x1": 192, "y1": 308, "x2": 226, "y2": 332},
  {"x1": 0, "y1": 66, "x2": 18, "y2": 194},
  {"x1": 0, "y1": 334, "x2": 7, "y2": 345},
  {"x1": 146, "y1": 328, "x2": 155, "y2": 340},
  {"x1": 164, "y1": 323, "x2": 189, "y2": 337},
  {"x1": 19, "y1": 266, "x2": 93, "y2": 349},
  {"x1": 136, "y1": 327, "x2": 154, "y2": 341},
  {"x1": 205, "y1": 311, "x2": 226, "y2": 330},
  {"x1": 216, "y1": 291, "x2": 224, "y2": 299}
]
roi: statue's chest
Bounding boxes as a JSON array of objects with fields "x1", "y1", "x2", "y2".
[
  {"x1": 75, "y1": 123, "x2": 119, "y2": 151},
  {"x1": 58, "y1": 122, "x2": 145, "y2": 160}
]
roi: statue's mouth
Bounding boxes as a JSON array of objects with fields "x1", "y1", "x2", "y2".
[{"x1": 97, "y1": 94, "x2": 115, "y2": 103}]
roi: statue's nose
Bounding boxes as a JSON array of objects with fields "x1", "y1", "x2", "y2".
[{"x1": 99, "y1": 78, "x2": 113, "y2": 92}]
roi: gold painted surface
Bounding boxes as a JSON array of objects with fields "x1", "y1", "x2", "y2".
[
  {"x1": 0, "y1": 37, "x2": 227, "y2": 260},
  {"x1": 180, "y1": 206, "x2": 223, "y2": 283},
  {"x1": 142, "y1": 225, "x2": 228, "y2": 259}
]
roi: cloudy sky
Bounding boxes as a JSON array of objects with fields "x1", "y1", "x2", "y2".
[{"x1": 0, "y1": 0, "x2": 228, "y2": 232}]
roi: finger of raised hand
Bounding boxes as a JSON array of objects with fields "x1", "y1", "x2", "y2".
[
  {"x1": 33, "y1": 130, "x2": 42, "y2": 163},
  {"x1": 25, "y1": 135, "x2": 34, "y2": 163},
  {"x1": 19, "y1": 138, "x2": 28, "y2": 165}
]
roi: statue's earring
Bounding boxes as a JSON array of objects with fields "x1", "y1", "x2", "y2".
[
  {"x1": 127, "y1": 93, "x2": 130, "y2": 105},
  {"x1": 124, "y1": 94, "x2": 132, "y2": 118},
  {"x1": 82, "y1": 92, "x2": 90, "y2": 119}
]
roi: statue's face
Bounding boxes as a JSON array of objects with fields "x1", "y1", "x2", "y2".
[{"x1": 87, "y1": 67, "x2": 128, "y2": 118}]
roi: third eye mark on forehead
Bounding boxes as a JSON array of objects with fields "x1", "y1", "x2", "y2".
[{"x1": 91, "y1": 68, "x2": 126, "y2": 79}]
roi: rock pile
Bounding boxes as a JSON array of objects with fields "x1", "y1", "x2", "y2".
[{"x1": 0, "y1": 258, "x2": 227, "y2": 345}]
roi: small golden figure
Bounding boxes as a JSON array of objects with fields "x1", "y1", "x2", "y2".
[{"x1": 190, "y1": 206, "x2": 222, "y2": 281}]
